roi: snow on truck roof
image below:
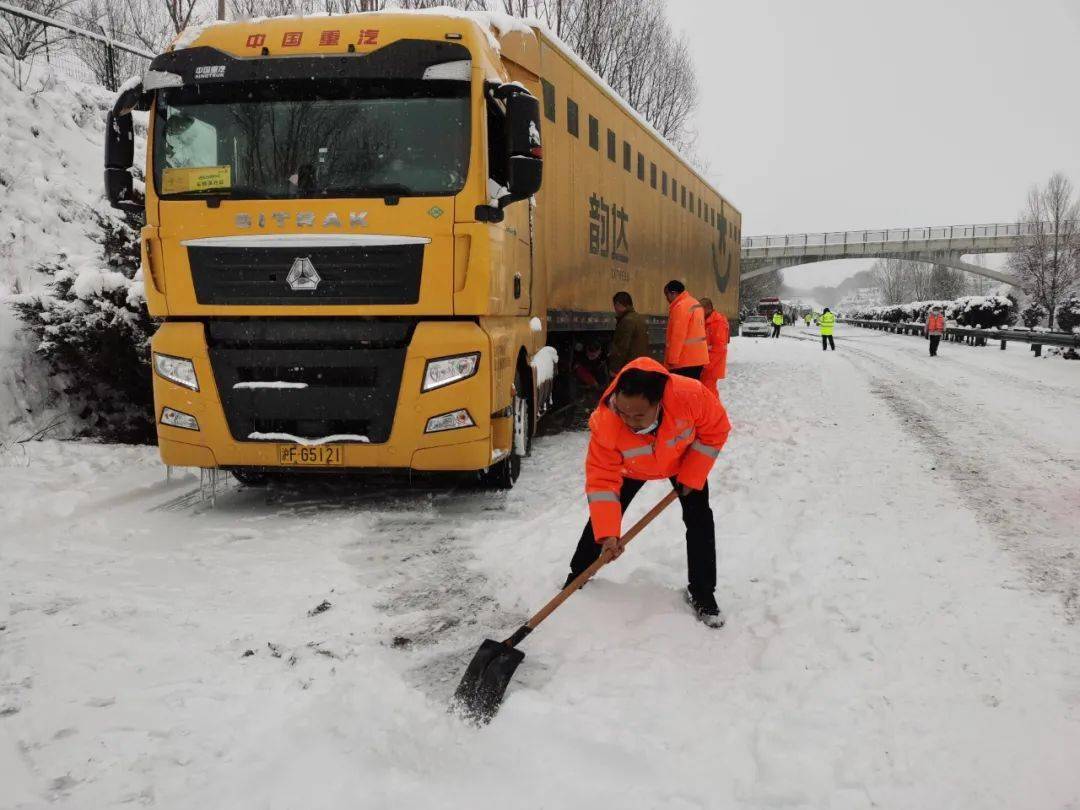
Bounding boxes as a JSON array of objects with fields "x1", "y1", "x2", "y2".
[{"x1": 168, "y1": 8, "x2": 732, "y2": 210}]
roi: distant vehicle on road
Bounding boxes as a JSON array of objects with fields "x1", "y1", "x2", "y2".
[
  {"x1": 757, "y1": 297, "x2": 783, "y2": 318},
  {"x1": 740, "y1": 315, "x2": 772, "y2": 337}
]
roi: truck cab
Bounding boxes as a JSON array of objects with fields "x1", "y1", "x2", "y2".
[{"x1": 105, "y1": 14, "x2": 545, "y2": 486}]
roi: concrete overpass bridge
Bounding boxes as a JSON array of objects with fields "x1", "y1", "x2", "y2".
[{"x1": 739, "y1": 221, "x2": 1075, "y2": 284}]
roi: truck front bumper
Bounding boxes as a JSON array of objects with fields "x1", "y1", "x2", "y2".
[{"x1": 151, "y1": 320, "x2": 499, "y2": 473}]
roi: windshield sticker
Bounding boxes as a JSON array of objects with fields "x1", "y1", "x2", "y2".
[{"x1": 162, "y1": 165, "x2": 232, "y2": 194}]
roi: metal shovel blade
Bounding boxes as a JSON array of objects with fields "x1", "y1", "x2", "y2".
[{"x1": 451, "y1": 638, "x2": 526, "y2": 725}]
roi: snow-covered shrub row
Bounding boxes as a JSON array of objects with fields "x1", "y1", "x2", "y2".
[
  {"x1": 847, "y1": 300, "x2": 953, "y2": 323},
  {"x1": 1057, "y1": 296, "x2": 1080, "y2": 334},
  {"x1": 847, "y1": 294, "x2": 1018, "y2": 329}
]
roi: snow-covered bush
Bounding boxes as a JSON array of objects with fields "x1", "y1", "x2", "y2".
[
  {"x1": 850, "y1": 294, "x2": 1020, "y2": 329},
  {"x1": 10, "y1": 210, "x2": 156, "y2": 443},
  {"x1": 1020, "y1": 302, "x2": 1047, "y2": 329},
  {"x1": 948, "y1": 293, "x2": 1018, "y2": 329},
  {"x1": 1056, "y1": 295, "x2": 1080, "y2": 334}
]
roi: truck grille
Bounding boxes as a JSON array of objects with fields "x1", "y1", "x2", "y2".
[
  {"x1": 206, "y1": 319, "x2": 413, "y2": 444},
  {"x1": 188, "y1": 243, "x2": 424, "y2": 306}
]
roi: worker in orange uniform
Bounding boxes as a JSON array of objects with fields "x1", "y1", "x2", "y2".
[
  {"x1": 564, "y1": 357, "x2": 732, "y2": 627},
  {"x1": 699, "y1": 297, "x2": 729, "y2": 398},
  {"x1": 663, "y1": 280, "x2": 709, "y2": 380},
  {"x1": 926, "y1": 305, "x2": 945, "y2": 356}
]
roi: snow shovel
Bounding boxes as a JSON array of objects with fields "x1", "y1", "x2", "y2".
[{"x1": 451, "y1": 488, "x2": 680, "y2": 725}]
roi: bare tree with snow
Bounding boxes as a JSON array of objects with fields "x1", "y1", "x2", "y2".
[
  {"x1": 161, "y1": 0, "x2": 202, "y2": 36},
  {"x1": 872, "y1": 258, "x2": 912, "y2": 304},
  {"x1": 490, "y1": 0, "x2": 700, "y2": 152},
  {"x1": 928, "y1": 264, "x2": 966, "y2": 301},
  {"x1": 1009, "y1": 172, "x2": 1080, "y2": 329},
  {"x1": 68, "y1": 0, "x2": 145, "y2": 88},
  {"x1": 0, "y1": 0, "x2": 77, "y2": 88}
]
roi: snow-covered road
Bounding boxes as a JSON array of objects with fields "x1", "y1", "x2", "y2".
[{"x1": 3, "y1": 328, "x2": 1079, "y2": 809}]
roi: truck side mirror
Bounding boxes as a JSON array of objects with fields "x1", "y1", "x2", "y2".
[
  {"x1": 498, "y1": 87, "x2": 543, "y2": 208},
  {"x1": 104, "y1": 82, "x2": 148, "y2": 214},
  {"x1": 506, "y1": 155, "x2": 542, "y2": 202}
]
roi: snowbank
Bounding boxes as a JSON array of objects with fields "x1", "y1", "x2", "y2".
[{"x1": 0, "y1": 64, "x2": 145, "y2": 442}]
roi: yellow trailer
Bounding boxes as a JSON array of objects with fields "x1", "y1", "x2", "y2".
[{"x1": 104, "y1": 11, "x2": 740, "y2": 487}]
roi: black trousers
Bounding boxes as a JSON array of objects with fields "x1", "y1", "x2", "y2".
[
  {"x1": 671, "y1": 365, "x2": 703, "y2": 380},
  {"x1": 569, "y1": 477, "x2": 716, "y2": 597},
  {"x1": 822, "y1": 335, "x2": 835, "y2": 351},
  {"x1": 772, "y1": 325, "x2": 781, "y2": 338},
  {"x1": 929, "y1": 335, "x2": 941, "y2": 356}
]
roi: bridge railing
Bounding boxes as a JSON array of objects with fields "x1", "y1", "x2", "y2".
[{"x1": 741, "y1": 221, "x2": 1079, "y2": 250}]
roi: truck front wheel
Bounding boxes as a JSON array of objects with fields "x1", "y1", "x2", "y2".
[{"x1": 481, "y1": 370, "x2": 530, "y2": 489}]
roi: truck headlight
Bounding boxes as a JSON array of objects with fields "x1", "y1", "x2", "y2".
[
  {"x1": 422, "y1": 353, "x2": 479, "y2": 392},
  {"x1": 153, "y1": 352, "x2": 199, "y2": 391},
  {"x1": 425, "y1": 409, "x2": 475, "y2": 433},
  {"x1": 160, "y1": 407, "x2": 199, "y2": 431}
]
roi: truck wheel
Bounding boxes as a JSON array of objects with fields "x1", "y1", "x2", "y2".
[{"x1": 482, "y1": 370, "x2": 530, "y2": 489}]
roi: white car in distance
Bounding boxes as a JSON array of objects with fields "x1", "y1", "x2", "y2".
[{"x1": 740, "y1": 315, "x2": 772, "y2": 337}]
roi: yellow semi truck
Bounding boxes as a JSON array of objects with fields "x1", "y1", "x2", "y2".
[{"x1": 104, "y1": 11, "x2": 740, "y2": 487}]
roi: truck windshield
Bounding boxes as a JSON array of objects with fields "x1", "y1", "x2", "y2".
[{"x1": 152, "y1": 78, "x2": 470, "y2": 200}]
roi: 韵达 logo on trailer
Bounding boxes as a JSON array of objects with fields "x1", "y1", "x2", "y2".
[{"x1": 286, "y1": 257, "x2": 321, "y2": 291}]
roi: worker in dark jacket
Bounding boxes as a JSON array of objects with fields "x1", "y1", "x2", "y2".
[{"x1": 608, "y1": 291, "x2": 650, "y2": 375}]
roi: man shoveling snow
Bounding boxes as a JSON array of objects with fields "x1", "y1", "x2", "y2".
[{"x1": 564, "y1": 357, "x2": 732, "y2": 627}]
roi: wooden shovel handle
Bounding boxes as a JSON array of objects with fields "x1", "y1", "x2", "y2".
[{"x1": 520, "y1": 488, "x2": 680, "y2": 634}]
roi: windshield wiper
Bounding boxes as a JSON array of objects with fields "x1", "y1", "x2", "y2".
[{"x1": 320, "y1": 183, "x2": 414, "y2": 202}]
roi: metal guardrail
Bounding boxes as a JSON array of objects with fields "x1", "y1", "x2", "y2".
[
  {"x1": 0, "y1": 1, "x2": 153, "y2": 90},
  {"x1": 842, "y1": 318, "x2": 1080, "y2": 357},
  {"x1": 741, "y1": 221, "x2": 1080, "y2": 251}
]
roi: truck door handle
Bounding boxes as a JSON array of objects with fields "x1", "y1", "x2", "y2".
[{"x1": 513, "y1": 274, "x2": 522, "y2": 299}]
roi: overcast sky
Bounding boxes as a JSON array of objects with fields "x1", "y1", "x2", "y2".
[{"x1": 665, "y1": 0, "x2": 1080, "y2": 287}]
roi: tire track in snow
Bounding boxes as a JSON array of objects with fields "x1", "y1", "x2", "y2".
[{"x1": 838, "y1": 342, "x2": 1080, "y2": 622}]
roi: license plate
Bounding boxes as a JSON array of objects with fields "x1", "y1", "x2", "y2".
[{"x1": 277, "y1": 445, "x2": 344, "y2": 466}]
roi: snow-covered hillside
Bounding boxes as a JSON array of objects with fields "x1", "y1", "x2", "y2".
[{"x1": 0, "y1": 65, "x2": 141, "y2": 442}]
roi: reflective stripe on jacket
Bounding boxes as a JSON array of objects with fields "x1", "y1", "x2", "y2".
[
  {"x1": 585, "y1": 356, "x2": 731, "y2": 539},
  {"x1": 664, "y1": 291, "x2": 709, "y2": 369},
  {"x1": 772, "y1": 313, "x2": 784, "y2": 326},
  {"x1": 819, "y1": 312, "x2": 836, "y2": 335}
]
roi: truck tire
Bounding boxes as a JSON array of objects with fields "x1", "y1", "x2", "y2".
[{"x1": 481, "y1": 369, "x2": 530, "y2": 489}]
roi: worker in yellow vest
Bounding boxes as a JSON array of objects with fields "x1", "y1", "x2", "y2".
[
  {"x1": 771, "y1": 311, "x2": 783, "y2": 338},
  {"x1": 819, "y1": 308, "x2": 836, "y2": 351}
]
